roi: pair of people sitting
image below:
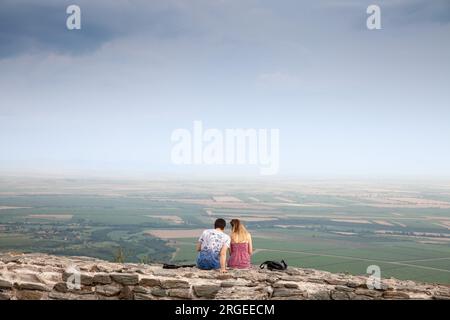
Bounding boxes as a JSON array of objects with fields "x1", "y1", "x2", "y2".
[{"x1": 196, "y1": 218, "x2": 253, "y2": 273}]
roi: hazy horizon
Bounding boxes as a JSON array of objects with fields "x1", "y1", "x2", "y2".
[{"x1": 2, "y1": 170, "x2": 450, "y2": 183}]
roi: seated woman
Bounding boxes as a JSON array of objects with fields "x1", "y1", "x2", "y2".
[{"x1": 228, "y1": 219, "x2": 253, "y2": 269}]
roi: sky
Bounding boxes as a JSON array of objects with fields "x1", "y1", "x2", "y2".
[{"x1": 0, "y1": 0, "x2": 449, "y2": 178}]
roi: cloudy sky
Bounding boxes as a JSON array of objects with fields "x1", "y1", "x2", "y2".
[{"x1": 0, "y1": 0, "x2": 449, "y2": 178}]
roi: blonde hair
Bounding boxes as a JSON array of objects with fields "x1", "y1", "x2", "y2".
[{"x1": 230, "y1": 219, "x2": 251, "y2": 243}]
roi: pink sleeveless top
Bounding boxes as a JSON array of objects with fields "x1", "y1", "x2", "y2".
[{"x1": 228, "y1": 242, "x2": 251, "y2": 269}]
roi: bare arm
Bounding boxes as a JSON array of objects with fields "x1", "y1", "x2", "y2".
[
  {"x1": 219, "y1": 245, "x2": 227, "y2": 272},
  {"x1": 248, "y1": 236, "x2": 253, "y2": 255},
  {"x1": 196, "y1": 242, "x2": 201, "y2": 252}
]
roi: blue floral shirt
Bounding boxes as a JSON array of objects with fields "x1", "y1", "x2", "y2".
[{"x1": 197, "y1": 229, "x2": 230, "y2": 270}]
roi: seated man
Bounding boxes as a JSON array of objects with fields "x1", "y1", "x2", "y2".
[{"x1": 196, "y1": 218, "x2": 230, "y2": 273}]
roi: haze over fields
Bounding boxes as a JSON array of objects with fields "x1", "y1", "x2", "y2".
[{"x1": 0, "y1": 177, "x2": 449, "y2": 284}]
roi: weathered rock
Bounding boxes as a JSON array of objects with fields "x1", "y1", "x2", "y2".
[
  {"x1": 266, "y1": 276, "x2": 280, "y2": 284},
  {"x1": 48, "y1": 291, "x2": 98, "y2": 300},
  {"x1": 307, "y1": 278, "x2": 326, "y2": 284},
  {"x1": 334, "y1": 285, "x2": 354, "y2": 292},
  {"x1": 346, "y1": 280, "x2": 364, "y2": 288},
  {"x1": 272, "y1": 281, "x2": 299, "y2": 289},
  {"x1": 153, "y1": 270, "x2": 178, "y2": 277},
  {"x1": 151, "y1": 287, "x2": 167, "y2": 297},
  {"x1": 354, "y1": 288, "x2": 383, "y2": 298},
  {"x1": 111, "y1": 273, "x2": 139, "y2": 286},
  {"x1": 0, "y1": 252, "x2": 444, "y2": 300},
  {"x1": 434, "y1": 289, "x2": 450, "y2": 297},
  {"x1": 193, "y1": 285, "x2": 221, "y2": 298},
  {"x1": 139, "y1": 277, "x2": 161, "y2": 287},
  {"x1": 96, "y1": 285, "x2": 122, "y2": 297},
  {"x1": 48, "y1": 291, "x2": 75, "y2": 300},
  {"x1": 134, "y1": 293, "x2": 155, "y2": 300},
  {"x1": 309, "y1": 290, "x2": 331, "y2": 300},
  {"x1": 52, "y1": 282, "x2": 93, "y2": 295},
  {"x1": 272, "y1": 288, "x2": 306, "y2": 298},
  {"x1": 264, "y1": 286, "x2": 274, "y2": 298},
  {"x1": 168, "y1": 289, "x2": 192, "y2": 299},
  {"x1": 92, "y1": 273, "x2": 112, "y2": 285},
  {"x1": 75, "y1": 294, "x2": 98, "y2": 300},
  {"x1": 272, "y1": 282, "x2": 284, "y2": 288},
  {"x1": 377, "y1": 283, "x2": 389, "y2": 291},
  {"x1": 220, "y1": 279, "x2": 251, "y2": 287},
  {"x1": 80, "y1": 273, "x2": 94, "y2": 285},
  {"x1": 161, "y1": 279, "x2": 190, "y2": 289},
  {"x1": 284, "y1": 282, "x2": 299, "y2": 289},
  {"x1": 383, "y1": 291, "x2": 410, "y2": 299},
  {"x1": 16, "y1": 290, "x2": 44, "y2": 300},
  {"x1": 0, "y1": 279, "x2": 13, "y2": 289},
  {"x1": 216, "y1": 274, "x2": 234, "y2": 280},
  {"x1": 133, "y1": 286, "x2": 150, "y2": 294},
  {"x1": 53, "y1": 282, "x2": 69, "y2": 293},
  {"x1": 118, "y1": 286, "x2": 134, "y2": 300},
  {"x1": 0, "y1": 290, "x2": 12, "y2": 300},
  {"x1": 60, "y1": 273, "x2": 75, "y2": 287},
  {"x1": 97, "y1": 296, "x2": 119, "y2": 300},
  {"x1": 354, "y1": 295, "x2": 374, "y2": 300},
  {"x1": 16, "y1": 282, "x2": 50, "y2": 292},
  {"x1": 182, "y1": 272, "x2": 195, "y2": 278},
  {"x1": 0, "y1": 254, "x2": 22, "y2": 264},
  {"x1": 221, "y1": 281, "x2": 235, "y2": 288},
  {"x1": 331, "y1": 290, "x2": 352, "y2": 300},
  {"x1": 272, "y1": 296, "x2": 306, "y2": 300},
  {"x1": 325, "y1": 278, "x2": 348, "y2": 286},
  {"x1": 62, "y1": 270, "x2": 93, "y2": 285},
  {"x1": 197, "y1": 273, "x2": 217, "y2": 280},
  {"x1": 285, "y1": 269, "x2": 302, "y2": 276}
]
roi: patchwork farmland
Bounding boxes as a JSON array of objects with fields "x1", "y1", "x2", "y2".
[{"x1": 0, "y1": 177, "x2": 449, "y2": 284}]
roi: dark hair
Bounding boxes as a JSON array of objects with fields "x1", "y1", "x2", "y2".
[{"x1": 214, "y1": 218, "x2": 226, "y2": 230}]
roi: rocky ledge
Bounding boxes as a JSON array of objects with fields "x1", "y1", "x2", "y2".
[{"x1": 0, "y1": 252, "x2": 449, "y2": 300}]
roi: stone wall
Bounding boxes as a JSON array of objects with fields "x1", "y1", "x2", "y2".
[{"x1": 0, "y1": 252, "x2": 449, "y2": 300}]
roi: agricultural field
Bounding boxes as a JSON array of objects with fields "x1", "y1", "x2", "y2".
[{"x1": 0, "y1": 177, "x2": 449, "y2": 284}]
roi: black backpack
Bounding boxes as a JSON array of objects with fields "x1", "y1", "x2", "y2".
[
  {"x1": 163, "y1": 263, "x2": 196, "y2": 269},
  {"x1": 259, "y1": 260, "x2": 288, "y2": 271}
]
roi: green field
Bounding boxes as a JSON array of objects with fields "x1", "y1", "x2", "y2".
[
  {"x1": 0, "y1": 177, "x2": 449, "y2": 284},
  {"x1": 169, "y1": 233, "x2": 450, "y2": 284}
]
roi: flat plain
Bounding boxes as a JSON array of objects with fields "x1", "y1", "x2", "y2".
[{"x1": 0, "y1": 177, "x2": 449, "y2": 284}]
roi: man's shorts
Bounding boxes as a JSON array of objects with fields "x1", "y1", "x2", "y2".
[{"x1": 197, "y1": 250, "x2": 220, "y2": 270}]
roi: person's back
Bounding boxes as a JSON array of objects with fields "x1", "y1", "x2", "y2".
[
  {"x1": 196, "y1": 219, "x2": 230, "y2": 272},
  {"x1": 228, "y1": 219, "x2": 252, "y2": 269}
]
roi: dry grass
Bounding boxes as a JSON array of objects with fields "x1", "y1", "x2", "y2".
[
  {"x1": 145, "y1": 229, "x2": 205, "y2": 239},
  {"x1": 331, "y1": 219, "x2": 372, "y2": 224},
  {"x1": 27, "y1": 214, "x2": 73, "y2": 220},
  {"x1": 0, "y1": 206, "x2": 31, "y2": 210},
  {"x1": 146, "y1": 215, "x2": 184, "y2": 224},
  {"x1": 224, "y1": 216, "x2": 277, "y2": 222},
  {"x1": 274, "y1": 196, "x2": 295, "y2": 203},
  {"x1": 373, "y1": 220, "x2": 395, "y2": 226},
  {"x1": 365, "y1": 197, "x2": 450, "y2": 209},
  {"x1": 333, "y1": 231, "x2": 357, "y2": 236},
  {"x1": 212, "y1": 196, "x2": 242, "y2": 202},
  {"x1": 173, "y1": 199, "x2": 269, "y2": 210}
]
